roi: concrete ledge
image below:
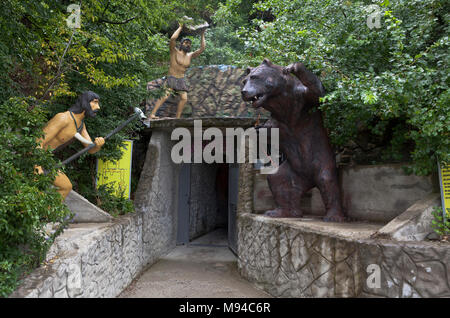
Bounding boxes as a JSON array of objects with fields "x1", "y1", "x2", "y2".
[
  {"x1": 65, "y1": 190, "x2": 113, "y2": 223},
  {"x1": 144, "y1": 117, "x2": 259, "y2": 130},
  {"x1": 238, "y1": 213, "x2": 450, "y2": 298},
  {"x1": 243, "y1": 214, "x2": 383, "y2": 240},
  {"x1": 373, "y1": 193, "x2": 441, "y2": 241}
]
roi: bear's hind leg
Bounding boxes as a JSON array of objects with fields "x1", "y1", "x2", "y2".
[
  {"x1": 316, "y1": 168, "x2": 345, "y2": 222},
  {"x1": 265, "y1": 161, "x2": 311, "y2": 218}
]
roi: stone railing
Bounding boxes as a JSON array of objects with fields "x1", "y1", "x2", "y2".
[{"x1": 10, "y1": 214, "x2": 155, "y2": 298}]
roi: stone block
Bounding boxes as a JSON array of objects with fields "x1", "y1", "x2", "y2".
[
  {"x1": 67, "y1": 262, "x2": 83, "y2": 297},
  {"x1": 65, "y1": 190, "x2": 113, "y2": 223},
  {"x1": 38, "y1": 277, "x2": 54, "y2": 298},
  {"x1": 373, "y1": 193, "x2": 441, "y2": 241}
]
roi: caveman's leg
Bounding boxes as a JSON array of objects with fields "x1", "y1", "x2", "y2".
[
  {"x1": 176, "y1": 91, "x2": 188, "y2": 118},
  {"x1": 265, "y1": 161, "x2": 312, "y2": 218},
  {"x1": 316, "y1": 167, "x2": 345, "y2": 222},
  {"x1": 53, "y1": 171, "x2": 73, "y2": 200},
  {"x1": 150, "y1": 93, "x2": 171, "y2": 119}
]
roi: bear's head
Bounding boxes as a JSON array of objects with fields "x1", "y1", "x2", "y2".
[
  {"x1": 241, "y1": 59, "x2": 308, "y2": 119},
  {"x1": 241, "y1": 59, "x2": 287, "y2": 109}
]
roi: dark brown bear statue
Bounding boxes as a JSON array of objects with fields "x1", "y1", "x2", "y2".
[{"x1": 241, "y1": 58, "x2": 345, "y2": 222}]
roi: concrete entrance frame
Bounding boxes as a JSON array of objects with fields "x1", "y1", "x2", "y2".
[{"x1": 133, "y1": 117, "x2": 258, "y2": 255}]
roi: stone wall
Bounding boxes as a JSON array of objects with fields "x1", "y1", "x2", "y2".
[
  {"x1": 254, "y1": 164, "x2": 435, "y2": 223},
  {"x1": 10, "y1": 214, "x2": 156, "y2": 298},
  {"x1": 133, "y1": 130, "x2": 180, "y2": 254},
  {"x1": 146, "y1": 65, "x2": 268, "y2": 118},
  {"x1": 238, "y1": 214, "x2": 450, "y2": 298},
  {"x1": 339, "y1": 164, "x2": 435, "y2": 222}
]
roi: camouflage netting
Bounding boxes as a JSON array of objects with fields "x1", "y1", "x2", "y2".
[{"x1": 145, "y1": 65, "x2": 269, "y2": 118}]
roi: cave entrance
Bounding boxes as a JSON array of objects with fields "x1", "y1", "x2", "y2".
[{"x1": 177, "y1": 162, "x2": 239, "y2": 254}]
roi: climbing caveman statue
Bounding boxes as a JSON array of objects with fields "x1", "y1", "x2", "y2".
[
  {"x1": 241, "y1": 59, "x2": 345, "y2": 222},
  {"x1": 149, "y1": 22, "x2": 206, "y2": 119},
  {"x1": 35, "y1": 91, "x2": 105, "y2": 200}
]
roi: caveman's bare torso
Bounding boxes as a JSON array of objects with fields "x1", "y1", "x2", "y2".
[
  {"x1": 168, "y1": 48, "x2": 192, "y2": 78},
  {"x1": 40, "y1": 111, "x2": 91, "y2": 151}
]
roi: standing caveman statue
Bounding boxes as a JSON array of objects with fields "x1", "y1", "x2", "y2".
[
  {"x1": 149, "y1": 22, "x2": 206, "y2": 119},
  {"x1": 35, "y1": 91, "x2": 105, "y2": 200}
]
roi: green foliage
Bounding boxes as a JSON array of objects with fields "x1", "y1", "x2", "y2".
[
  {"x1": 216, "y1": 0, "x2": 449, "y2": 174},
  {"x1": 90, "y1": 183, "x2": 135, "y2": 217},
  {"x1": 191, "y1": 23, "x2": 247, "y2": 66},
  {"x1": 431, "y1": 206, "x2": 450, "y2": 239},
  {"x1": 0, "y1": 97, "x2": 72, "y2": 297}
]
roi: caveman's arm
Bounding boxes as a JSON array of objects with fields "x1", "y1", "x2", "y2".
[
  {"x1": 170, "y1": 23, "x2": 184, "y2": 52},
  {"x1": 190, "y1": 30, "x2": 206, "y2": 59},
  {"x1": 284, "y1": 62, "x2": 325, "y2": 104},
  {"x1": 80, "y1": 125, "x2": 105, "y2": 154},
  {"x1": 38, "y1": 113, "x2": 67, "y2": 150},
  {"x1": 35, "y1": 113, "x2": 67, "y2": 174}
]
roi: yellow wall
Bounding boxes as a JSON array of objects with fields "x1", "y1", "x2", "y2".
[{"x1": 96, "y1": 140, "x2": 133, "y2": 198}]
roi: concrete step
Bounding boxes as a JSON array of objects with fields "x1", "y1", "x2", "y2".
[{"x1": 65, "y1": 190, "x2": 113, "y2": 223}]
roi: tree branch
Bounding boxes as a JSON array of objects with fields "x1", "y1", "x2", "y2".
[{"x1": 98, "y1": 16, "x2": 137, "y2": 25}]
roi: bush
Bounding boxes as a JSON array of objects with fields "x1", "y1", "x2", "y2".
[
  {"x1": 91, "y1": 183, "x2": 135, "y2": 217},
  {"x1": 431, "y1": 206, "x2": 450, "y2": 240},
  {"x1": 0, "y1": 97, "x2": 72, "y2": 297}
]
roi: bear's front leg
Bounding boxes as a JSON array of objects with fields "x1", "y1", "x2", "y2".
[
  {"x1": 265, "y1": 161, "x2": 310, "y2": 218},
  {"x1": 283, "y1": 62, "x2": 325, "y2": 105}
]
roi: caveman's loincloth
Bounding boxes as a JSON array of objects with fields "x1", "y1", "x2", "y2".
[
  {"x1": 147, "y1": 75, "x2": 189, "y2": 93},
  {"x1": 164, "y1": 75, "x2": 189, "y2": 92}
]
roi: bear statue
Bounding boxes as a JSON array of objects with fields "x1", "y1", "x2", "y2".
[{"x1": 241, "y1": 58, "x2": 345, "y2": 222}]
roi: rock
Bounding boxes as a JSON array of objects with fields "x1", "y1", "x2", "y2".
[
  {"x1": 67, "y1": 262, "x2": 83, "y2": 297},
  {"x1": 146, "y1": 65, "x2": 269, "y2": 119},
  {"x1": 373, "y1": 193, "x2": 441, "y2": 241},
  {"x1": 65, "y1": 190, "x2": 113, "y2": 223}
]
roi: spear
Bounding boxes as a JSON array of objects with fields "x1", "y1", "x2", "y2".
[{"x1": 60, "y1": 107, "x2": 148, "y2": 166}]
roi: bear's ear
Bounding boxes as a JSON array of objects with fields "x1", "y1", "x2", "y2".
[
  {"x1": 245, "y1": 67, "x2": 253, "y2": 75},
  {"x1": 262, "y1": 58, "x2": 272, "y2": 66}
]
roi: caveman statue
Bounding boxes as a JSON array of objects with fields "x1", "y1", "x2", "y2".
[
  {"x1": 149, "y1": 22, "x2": 206, "y2": 119},
  {"x1": 241, "y1": 59, "x2": 345, "y2": 222},
  {"x1": 35, "y1": 91, "x2": 105, "y2": 200}
]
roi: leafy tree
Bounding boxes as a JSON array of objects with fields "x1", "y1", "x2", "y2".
[
  {"x1": 216, "y1": 0, "x2": 449, "y2": 175},
  {"x1": 0, "y1": 0, "x2": 228, "y2": 201},
  {"x1": 0, "y1": 98, "x2": 72, "y2": 297}
]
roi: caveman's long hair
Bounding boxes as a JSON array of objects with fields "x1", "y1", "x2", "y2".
[{"x1": 69, "y1": 91, "x2": 100, "y2": 118}]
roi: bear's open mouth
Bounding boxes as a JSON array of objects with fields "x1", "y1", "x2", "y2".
[{"x1": 252, "y1": 94, "x2": 266, "y2": 108}]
